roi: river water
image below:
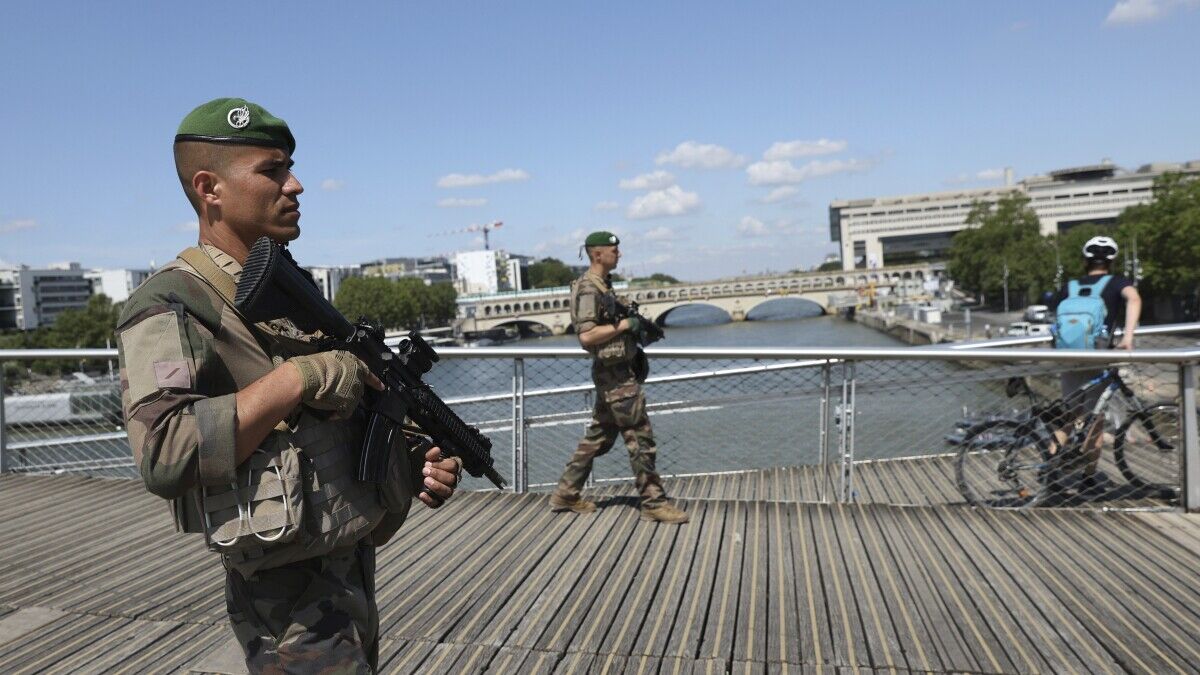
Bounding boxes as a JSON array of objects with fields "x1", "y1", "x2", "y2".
[{"x1": 424, "y1": 301, "x2": 1013, "y2": 490}]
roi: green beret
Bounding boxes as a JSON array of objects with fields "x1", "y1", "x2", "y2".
[
  {"x1": 585, "y1": 231, "x2": 620, "y2": 247},
  {"x1": 175, "y1": 97, "x2": 295, "y2": 154}
]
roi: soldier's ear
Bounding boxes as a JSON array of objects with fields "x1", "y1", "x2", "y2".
[{"x1": 194, "y1": 170, "x2": 221, "y2": 207}]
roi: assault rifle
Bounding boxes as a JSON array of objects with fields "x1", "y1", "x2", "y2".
[
  {"x1": 601, "y1": 296, "x2": 665, "y2": 346},
  {"x1": 233, "y1": 236, "x2": 506, "y2": 491}
]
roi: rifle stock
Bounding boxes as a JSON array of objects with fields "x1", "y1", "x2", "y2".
[{"x1": 233, "y1": 236, "x2": 507, "y2": 490}]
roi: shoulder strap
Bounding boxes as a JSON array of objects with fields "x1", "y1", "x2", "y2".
[
  {"x1": 1067, "y1": 280, "x2": 1080, "y2": 297},
  {"x1": 178, "y1": 247, "x2": 238, "y2": 306},
  {"x1": 1090, "y1": 274, "x2": 1112, "y2": 296}
]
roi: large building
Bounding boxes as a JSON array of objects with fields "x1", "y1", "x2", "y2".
[
  {"x1": 0, "y1": 262, "x2": 94, "y2": 330},
  {"x1": 84, "y1": 268, "x2": 152, "y2": 303},
  {"x1": 360, "y1": 256, "x2": 454, "y2": 285},
  {"x1": 829, "y1": 159, "x2": 1200, "y2": 271},
  {"x1": 453, "y1": 250, "x2": 529, "y2": 296},
  {"x1": 304, "y1": 265, "x2": 361, "y2": 303}
]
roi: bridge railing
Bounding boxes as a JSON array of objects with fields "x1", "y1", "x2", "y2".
[{"x1": 3, "y1": 322, "x2": 1199, "y2": 511}]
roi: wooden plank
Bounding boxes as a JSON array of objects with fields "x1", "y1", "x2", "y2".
[
  {"x1": 831, "y1": 503, "x2": 907, "y2": 670},
  {"x1": 661, "y1": 502, "x2": 728, "y2": 661},
  {"x1": 929, "y1": 506, "x2": 1101, "y2": 674},
  {"x1": 628, "y1": 499, "x2": 712, "y2": 659},
  {"x1": 377, "y1": 638, "x2": 438, "y2": 675},
  {"x1": 808, "y1": 502, "x2": 870, "y2": 668},
  {"x1": 696, "y1": 500, "x2": 747, "y2": 662},
  {"x1": 63, "y1": 617, "x2": 182, "y2": 675},
  {"x1": 785, "y1": 501, "x2": 831, "y2": 668},
  {"x1": 979, "y1": 508, "x2": 1188, "y2": 674},
  {"x1": 764, "y1": 501, "x2": 802, "y2": 666},
  {"x1": 732, "y1": 500, "x2": 768, "y2": 664},
  {"x1": 593, "y1": 515, "x2": 683, "y2": 657}
]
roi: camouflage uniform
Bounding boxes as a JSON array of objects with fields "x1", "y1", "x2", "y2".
[
  {"x1": 117, "y1": 245, "x2": 383, "y2": 673},
  {"x1": 553, "y1": 270, "x2": 666, "y2": 508}
]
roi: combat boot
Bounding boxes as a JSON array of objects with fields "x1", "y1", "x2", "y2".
[
  {"x1": 550, "y1": 493, "x2": 597, "y2": 514},
  {"x1": 640, "y1": 502, "x2": 688, "y2": 524}
]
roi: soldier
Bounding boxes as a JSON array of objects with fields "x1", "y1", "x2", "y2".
[
  {"x1": 116, "y1": 98, "x2": 462, "y2": 673},
  {"x1": 549, "y1": 231, "x2": 688, "y2": 524}
]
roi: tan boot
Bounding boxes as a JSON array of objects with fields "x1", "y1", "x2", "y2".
[
  {"x1": 640, "y1": 502, "x2": 688, "y2": 524},
  {"x1": 550, "y1": 493, "x2": 597, "y2": 514}
]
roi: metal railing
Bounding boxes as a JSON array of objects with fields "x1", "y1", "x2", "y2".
[{"x1": 3, "y1": 322, "x2": 1199, "y2": 511}]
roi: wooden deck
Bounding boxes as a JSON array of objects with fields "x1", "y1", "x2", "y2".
[{"x1": 1, "y1": 471, "x2": 1198, "y2": 673}]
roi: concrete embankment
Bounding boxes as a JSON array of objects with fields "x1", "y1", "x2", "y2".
[{"x1": 852, "y1": 309, "x2": 961, "y2": 345}]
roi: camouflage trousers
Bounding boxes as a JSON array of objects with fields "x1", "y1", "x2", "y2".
[
  {"x1": 224, "y1": 544, "x2": 379, "y2": 674},
  {"x1": 554, "y1": 377, "x2": 666, "y2": 508}
]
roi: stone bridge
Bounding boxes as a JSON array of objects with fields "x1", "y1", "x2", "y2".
[{"x1": 456, "y1": 264, "x2": 939, "y2": 335}]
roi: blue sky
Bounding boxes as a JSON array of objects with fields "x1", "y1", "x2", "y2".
[{"x1": 1, "y1": 1, "x2": 1197, "y2": 280}]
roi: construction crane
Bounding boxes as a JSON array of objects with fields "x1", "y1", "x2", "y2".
[{"x1": 433, "y1": 220, "x2": 504, "y2": 250}]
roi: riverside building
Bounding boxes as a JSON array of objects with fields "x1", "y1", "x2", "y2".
[
  {"x1": 829, "y1": 159, "x2": 1200, "y2": 271},
  {"x1": 0, "y1": 262, "x2": 94, "y2": 330}
]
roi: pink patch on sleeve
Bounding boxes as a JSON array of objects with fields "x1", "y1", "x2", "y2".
[{"x1": 153, "y1": 360, "x2": 191, "y2": 389}]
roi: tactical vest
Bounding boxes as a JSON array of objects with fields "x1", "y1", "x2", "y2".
[
  {"x1": 572, "y1": 273, "x2": 635, "y2": 366},
  {"x1": 161, "y1": 248, "x2": 412, "y2": 576}
]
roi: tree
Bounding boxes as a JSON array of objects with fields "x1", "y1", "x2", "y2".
[
  {"x1": 527, "y1": 258, "x2": 576, "y2": 288},
  {"x1": 948, "y1": 194, "x2": 1055, "y2": 307},
  {"x1": 1117, "y1": 173, "x2": 1200, "y2": 296},
  {"x1": 632, "y1": 273, "x2": 680, "y2": 285},
  {"x1": 335, "y1": 277, "x2": 409, "y2": 330},
  {"x1": 51, "y1": 294, "x2": 123, "y2": 348},
  {"x1": 334, "y1": 276, "x2": 458, "y2": 331},
  {"x1": 817, "y1": 260, "x2": 842, "y2": 272}
]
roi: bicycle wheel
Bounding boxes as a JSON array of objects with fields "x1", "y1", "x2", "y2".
[
  {"x1": 1113, "y1": 404, "x2": 1180, "y2": 501},
  {"x1": 955, "y1": 419, "x2": 1051, "y2": 508}
]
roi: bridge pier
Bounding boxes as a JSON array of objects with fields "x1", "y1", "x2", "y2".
[{"x1": 730, "y1": 309, "x2": 746, "y2": 322}]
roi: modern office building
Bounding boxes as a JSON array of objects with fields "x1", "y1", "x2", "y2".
[
  {"x1": 84, "y1": 268, "x2": 152, "y2": 303},
  {"x1": 360, "y1": 256, "x2": 454, "y2": 285},
  {"x1": 829, "y1": 159, "x2": 1200, "y2": 271},
  {"x1": 0, "y1": 262, "x2": 94, "y2": 330},
  {"x1": 453, "y1": 250, "x2": 529, "y2": 296},
  {"x1": 304, "y1": 265, "x2": 362, "y2": 303}
]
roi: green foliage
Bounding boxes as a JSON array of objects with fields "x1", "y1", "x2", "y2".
[
  {"x1": 334, "y1": 276, "x2": 458, "y2": 330},
  {"x1": 631, "y1": 273, "x2": 680, "y2": 285},
  {"x1": 817, "y1": 260, "x2": 843, "y2": 272},
  {"x1": 1117, "y1": 173, "x2": 1200, "y2": 296},
  {"x1": 948, "y1": 194, "x2": 1055, "y2": 305},
  {"x1": 0, "y1": 295, "x2": 123, "y2": 382},
  {"x1": 527, "y1": 258, "x2": 576, "y2": 288}
]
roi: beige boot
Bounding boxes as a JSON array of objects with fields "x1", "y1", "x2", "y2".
[
  {"x1": 550, "y1": 493, "x2": 597, "y2": 514},
  {"x1": 640, "y1": 502, "x2": 688, "y2": 524}
]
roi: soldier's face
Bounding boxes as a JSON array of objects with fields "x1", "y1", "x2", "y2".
[
  {"x1": 594, "y1": 245, "x2": 620, "y2": 269},
  {"x1": 216, "y1": 146, "x2": 305, "y2": 244}
]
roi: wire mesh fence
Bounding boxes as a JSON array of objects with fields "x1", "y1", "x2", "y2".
[{"x1": 2, "y1": 325, "x2": 1198, "y2": 512}]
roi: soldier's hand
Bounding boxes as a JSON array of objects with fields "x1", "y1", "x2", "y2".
[
  {"x1": 286, "y1": 350, "x2": 383, "y2": 418},
  {"x1": 623, "y1": 316, "x2": 642, "y2": 336},
  {"x1": 418, "y1": 445, "x2": 461, "y2": 509}
]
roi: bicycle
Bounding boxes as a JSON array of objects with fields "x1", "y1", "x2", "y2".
[{"x1": 953, "y1": 367, "x2": 1180, "y2": 508}]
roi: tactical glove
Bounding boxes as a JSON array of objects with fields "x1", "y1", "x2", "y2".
[
  {"x1": 288, "y1": 350, "x2": 372, "y2": 418},
  {"x1": 624, "y1": 316, "x2": 642, "y2": 337}
]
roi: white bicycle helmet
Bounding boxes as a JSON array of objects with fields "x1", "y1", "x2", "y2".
[{"x1": 1083, "y1": 235, "x2": 1118, "y2": 261}]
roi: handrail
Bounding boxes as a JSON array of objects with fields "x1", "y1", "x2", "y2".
[{"x1": 3, "y1": 321, "x2": 1198, "y2": 363}]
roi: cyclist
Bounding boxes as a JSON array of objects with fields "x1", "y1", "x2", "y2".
[{"x1": 1049, "y1": 235, "x2": 1142, "y2": 495}]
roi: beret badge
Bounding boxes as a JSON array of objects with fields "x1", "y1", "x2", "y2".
[{"x1": 227, "y1": 106, "x2": 251, "y2": 129}]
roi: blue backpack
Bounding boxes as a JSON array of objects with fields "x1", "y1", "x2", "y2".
[{"x1": 1053, "y1": 275, "x2": 1111, "y2": 349}]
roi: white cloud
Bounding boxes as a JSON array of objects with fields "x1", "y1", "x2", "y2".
[
  {"x1": 737, "y1": 216, "x2": 770, "y2": 237},
  {"x1": 436, "y1": 168, "x2": 530, "y2": 188},
  {"x1": 0, "y1": 218, "x2": 38, "y2": 234},
  {"x1": 533, "y1": 227, "x2": 588, "y2": 254},
  {"x1": 1106, "y1": 0, "x2": 1199, "y2": 24},
  {"x1": 762, "y1": 139, "x2": 846, "y2": 161},
  {"x1": 976, "y1": 168, "x2": 1007, "y2": 181},
  {"x1": 619, "y1": 170, "x2": 676, "y2": 191},
  {"x1": 437, "y1": 197, "x2": 488, "y2": 208},
  {"x1": 175, "y1": 220, "x2": 199, "y2": 232},
  {"x1": 761, "y1": 186, "x2": 800, "y2": 204},
  {"x1": 746, "y1": 158, "x2": 874, "y2": 186},
  {"x1": 655, "y1": 141, "x2": 746, "y2": 169},
  {"x1": 593, "y1": 201, "x2": 620, "y2": 212},
  {"x1": 642, "y1": 226, "x2": 677, "y2": 242},
  {"x1": 626, "y1": 185, "x2": 701, "y2": 219},
  {"x1": 321, "y1": 178, "x2": 345, "y2": 191}
]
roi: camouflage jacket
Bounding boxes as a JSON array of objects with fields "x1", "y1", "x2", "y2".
[{"x1": 571, "y1": 270, "x2": 636, "y2": 373}]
